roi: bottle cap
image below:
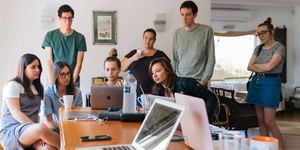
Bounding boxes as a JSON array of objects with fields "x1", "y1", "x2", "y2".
[{"x1": 128, "y1": 71, "x2": 133, "y2": 75}]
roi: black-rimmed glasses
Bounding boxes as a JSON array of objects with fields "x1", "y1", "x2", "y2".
[
  {"x1": 59, "y1": 72, "x2": 71, "y2": 78},
  {"x1": 256, "y1": 30, "x2": 270, "y2": 37},
  {"x1": 61, "y1": 17, "x2": 73, "y2": 21}
]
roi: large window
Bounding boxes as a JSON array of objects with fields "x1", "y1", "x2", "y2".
[{"x1": 212, "y1": 34, "x2": 258, "y2": 82}]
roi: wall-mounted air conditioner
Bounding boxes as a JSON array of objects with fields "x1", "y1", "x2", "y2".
[{"x1": 211, "y1": 9, "x2": 252, "y2": 22}]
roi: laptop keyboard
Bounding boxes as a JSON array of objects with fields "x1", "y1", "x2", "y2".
[{"x1": 102, "y1": 145, "x2": 136, "y2": 150}]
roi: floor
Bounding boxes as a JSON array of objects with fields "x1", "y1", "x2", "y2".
[{"x1": 246, "y1": 109, "x2": 300, "y2": 150}]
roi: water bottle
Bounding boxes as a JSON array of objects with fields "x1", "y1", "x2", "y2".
[{"x1": 123, "y1": 71, "x2": 137, "y2": 113}]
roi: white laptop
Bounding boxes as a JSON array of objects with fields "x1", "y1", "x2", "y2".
[
  {"x1": 90, "y1": 85, "x2": 123, "y2": 110},
  {"x1": 175, "y1": 93, "x2": 214, "y2": 150},
  {"x1": 143, "y1": 94, "x2": 175, "y2": 104},
  {"x1": 75, "y1": 99, "x2": 186, "y2": 150}
]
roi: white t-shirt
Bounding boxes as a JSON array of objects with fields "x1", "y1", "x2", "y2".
[{"x1": 3, "y1": 81, "x2": 38, "y2": 98}]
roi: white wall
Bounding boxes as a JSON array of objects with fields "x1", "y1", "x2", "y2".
[
  {"x1": 0, "y1": 0, "x2": 211, "y2": 106},
  {"x1": 211, "y1": 9, "x2": 300, "y2": 107}
]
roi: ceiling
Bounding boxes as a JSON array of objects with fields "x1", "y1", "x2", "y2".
[{"x1": 211, "y1": 0, "x2": 300, "y2": 11}]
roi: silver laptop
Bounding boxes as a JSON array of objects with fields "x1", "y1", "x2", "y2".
[
  {"x1": 175, "y1": 93, "x2": 214, "y2": 150},
  {"x1": 75, "y1": 99, "x2": 186, "y2": 150},
  {"x1": 90, "y1": 85, "x2": 123, "y2": 110}
]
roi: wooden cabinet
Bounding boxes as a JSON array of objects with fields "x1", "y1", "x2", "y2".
[{"x1": 274, "y1": 27, "x2": 287, "y2": 83}]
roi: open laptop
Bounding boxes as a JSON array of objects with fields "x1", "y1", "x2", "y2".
[
  {"x1": 145, "y1": 94, "x2": 175, "y2": 104},
  {"x1": 75, "y1": 99, "x2": 186, "y2": 150},
  {"x1": 90, "y1": 85, "x2": 123, "y2": 110},
  {"x1": 175, "y1": 93, "x2": 214, "y2": 150}
]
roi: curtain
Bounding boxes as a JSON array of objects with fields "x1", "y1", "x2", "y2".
[{"x1": 214, "y1": 30, "x2": 256, "y2": 37}]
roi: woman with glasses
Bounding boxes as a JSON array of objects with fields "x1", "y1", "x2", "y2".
[
  {"x1": 0, "y1": 54, "x2": 60, "y2": 149},
  {"x1": 103, "y1": 48, "x2": 123, "y2": 86},
  {"x1": 41, "y1": 60, "x2": 82, "y2": 134},
  {"x1": 246, "y1": 17, "x2": 285, "y2": 150}
]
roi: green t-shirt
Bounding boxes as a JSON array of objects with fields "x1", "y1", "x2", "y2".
[{"x1": 41, "y1": 29, "x2": 87, "y2": 73}]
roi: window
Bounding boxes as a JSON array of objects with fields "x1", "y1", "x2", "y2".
[{"x1": 212, "y1": 34, "x2": 259, "y2": 82}]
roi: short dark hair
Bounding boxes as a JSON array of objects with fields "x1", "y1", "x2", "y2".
[
  {"x1": 52, "y1": 61, "x2": 76, "y2": 95},
  {"x1": 143, "y1": 28, "x2": 156, "y2": 40},
  {"x1": 58, "y1": 4, "x2": 74, "y2": 18},
  {"x1": 180, "y1": 1, "x2": 198, "y2": 14}
]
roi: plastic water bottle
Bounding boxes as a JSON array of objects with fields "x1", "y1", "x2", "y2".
[{"x1": 123, "y1": 72, "x2": 137, "y2": 113}]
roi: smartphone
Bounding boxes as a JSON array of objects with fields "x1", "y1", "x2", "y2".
[{"x1": 80, "y1": 135, "x2": 111, "y2": 142}]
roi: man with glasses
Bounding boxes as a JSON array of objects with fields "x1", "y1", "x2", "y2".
[{"x1": 42, "y1": 4, "x2": 87, "y2": 87}]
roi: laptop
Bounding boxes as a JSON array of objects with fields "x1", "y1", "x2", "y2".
[
  {"x1": 142, "y1": 94, "x2": 175, "y2": 105},
  {"x1": 90, "y1": 85, "x2": 123, "y2": 110},
  {"x1": 175, "y1": 93, "x2": 214, "y2": 150},
  {"x1": 75, "y1": 99, "x2": 186, "y2": 150}
]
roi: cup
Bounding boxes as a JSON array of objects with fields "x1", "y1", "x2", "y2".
[
  {"x1": 218, "y1": 131, "x2": 247, "y2": 150},
  {"x1": 137, "y1": 94, "x2": 151, "y2": 114},
  {"x1": 250, "y1": 136, "x2": 278, "y2": 150},
  {"x1": 136, "y1": 49, "x2": 144, "y2": 57},
  {"x1": 59, "y1": 95, "x2": 74, "y2": 109}
]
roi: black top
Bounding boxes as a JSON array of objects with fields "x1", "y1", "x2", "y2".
[{"x1": 125, "y1": 49, "x2": 170, "y2": 96}]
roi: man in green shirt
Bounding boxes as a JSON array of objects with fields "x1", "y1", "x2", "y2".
[
  {"x1": 172, "y1": 1, "x2": 215, "y2": 87},
  {"x1": 42, "y1": 4, "x2": 87, "y2": 87}
]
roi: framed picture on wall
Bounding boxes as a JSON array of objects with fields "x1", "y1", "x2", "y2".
[{"x1": 92, "y1": 10, "x2": 117, "y2": 45}]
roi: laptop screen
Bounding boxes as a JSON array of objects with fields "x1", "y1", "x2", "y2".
[{"x1": 134, "y1": 100, "x2": 182, "y2": 149}]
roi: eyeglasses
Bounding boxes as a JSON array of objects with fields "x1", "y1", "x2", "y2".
[
  {"x1": 256, "y1": 30, "x2": 270, "y2": 37},
  {"x1": 59, "y1": 72, "x2": 71, "y2": 78},
  {"x1": 61, "y1": 17, "x2": 73, "y2": 21}
]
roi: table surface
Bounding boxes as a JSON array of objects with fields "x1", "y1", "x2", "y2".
[{"x1": 59, "y1": 107, "x2": 193, "y2": 150}]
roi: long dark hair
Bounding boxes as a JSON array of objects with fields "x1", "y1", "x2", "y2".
[
  {"x1": 11, "y1": 53, "x2": 43, "y2": 98},
  {"x1": 52, "y1": 61, "x2": 76, "y2": 95},
  {"x1": 148, "y1": 57, "x2": 176, "y2": 94}
]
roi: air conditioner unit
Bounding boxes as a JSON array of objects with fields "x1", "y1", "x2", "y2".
[{"x1": 211, "y1": 9, "x2": 252, "y2": 22}]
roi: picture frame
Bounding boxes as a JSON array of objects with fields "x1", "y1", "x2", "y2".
[{"x1": 92, "y1": 10, "x2": 117, "y2": 45}]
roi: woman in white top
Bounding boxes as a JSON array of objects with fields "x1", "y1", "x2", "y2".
[{"x1": 0, "y1": 53, "x2": 60, "y2": 149}]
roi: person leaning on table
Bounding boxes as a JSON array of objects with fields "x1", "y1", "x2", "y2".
[
  {"x1": 0, "y1": 53, "x2": 60, "y2": 150},
  {"x1": 148, "y1": 57, "x2": 218, "y2": 124},
  {"x1": 40, "y1": 60, "x2": 82, "y2": 134}
]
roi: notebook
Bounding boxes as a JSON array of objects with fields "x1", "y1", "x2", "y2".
[
  {"x1": 90, "y1": 85, "x2": 123, "y2": 110},
  {"x1": 75, "y1": 99, "x2": 186, "y2": 150},
  {"x1": 175, "y1": 93, "x2": 214, "y2": 150}
]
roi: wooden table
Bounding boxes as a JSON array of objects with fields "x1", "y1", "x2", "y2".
[{"x1": 59, "y1": 107, "x2": 192, "y2": 150}]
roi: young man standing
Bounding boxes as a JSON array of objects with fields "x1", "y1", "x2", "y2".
[
  {"x1": 42, "y1": 4, "x2": 87, "y2": 87},
  {"x1": 172, "y1": 1, "x2": 215, "y2": 87}
]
